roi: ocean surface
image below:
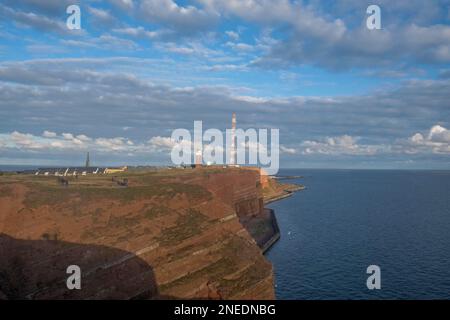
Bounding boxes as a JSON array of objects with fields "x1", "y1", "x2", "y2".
[
  {"x1": 0, "y1": 165, "x2": 41, "y2": 172},
  {"x1": 266, "y1": 169, "x2": 450, "y2": 300}
]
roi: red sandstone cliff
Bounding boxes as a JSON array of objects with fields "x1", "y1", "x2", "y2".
[{"x1": 0, "y1": 168, "x2": 276, "y2": 300}]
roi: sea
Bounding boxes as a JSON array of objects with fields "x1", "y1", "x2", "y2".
[
  {"x1": 266, "y1": 169, "x2": 450, "y2": 300},
  {"x1": 0, "y1": 165, "x2": 41, "y2": 172}
]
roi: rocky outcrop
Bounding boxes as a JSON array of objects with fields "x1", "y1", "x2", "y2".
[
  {"x1": 0, "y1": 168, "x2": 276, "y2": 300},
  {"x1": 263, "y1": 178, "x2": 305, "y2": 204}
]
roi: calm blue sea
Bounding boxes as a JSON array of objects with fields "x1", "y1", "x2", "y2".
[
  {"x1": 266, "y1": 169, "x2": 450, "y2": 300},
  {"x1": 0, "y1": 165, "x2": 40, "y2": 172}
]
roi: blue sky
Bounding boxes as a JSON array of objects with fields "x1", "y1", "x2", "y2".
[{"x1": 0, "y1": 0, "x2": 450, "y2": 169}]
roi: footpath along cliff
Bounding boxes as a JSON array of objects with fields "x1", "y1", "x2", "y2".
[{"x1": 0, "y1": 167, "x2": 302, "y2": 300}]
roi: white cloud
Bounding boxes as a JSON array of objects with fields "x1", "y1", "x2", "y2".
[
  {"x1": 148, "y1": 136, "x2": 176, "y2": 149},
  {"x1": 0, "y1": 3, "x2": 77, "y2": 35},
  {"x1": 62, "y1": 133, "x2": 74, "y2": 140},
  {"x1": 0, "y1": 131, "x2": 141, "y2": 153},
  {"x1": 204, "y1": 64, "x2": 248, "y2": 72},
  {"x1": 61, "y1": 35, "x2": 138, "y2": 51},
  {"x1": 112, "y1": 26, "x2": 170, "y2": 40},
  {"x1": 88, "y1": 7, "x2": 118, "y2": 27},
  {"x1": 10, "y1": 131, "x2": 45, "y2": 150},
  {"x1": 302, "y1": 135, "x2": 382, "y2": 156},
  {"x1": 232, "y1": 95, "x2": 270, "y2": 104},
  {"x1": 0, "y1": 131, "x2": 85, "y2": 151},
  {"x1": 76, "y1": 134, "x2": 92, "y2": 142},
  {"x1": 1, "y1": 57, "x2": 449, "y2": 167},
  {"x1": 148, "y1": 136, "x2": 192, "y2": 153},
  {"x1": 95, "y1": 137, "x2": 134, "y2": 151},
  {"x1": 225, "y1": 41, "x2": 255, "y2": 52},
  {"x1": 165, "y1": 45, "x2": 195, "y2": 55},
  {"x1": 225, "y1": 30, "x2": 239, "y2": 40},
  {"x1": 109, "y1": 0, "x2": 134, "y2": 10},
  {"x1": 198, "y1": 0, "x2": 450, "y2": 69},
  {"x1": 407, "y1": 125, "x2": 450, "y2": 154},
  {"x1": 42, "y1": 130, "x2": 56, "y2": 138},
  {"x1": 311, "y1": 125, "x2": 450, "y2": 157},
  {"x1": 428, "y1": 125, "x2": 450, "y2": 142},
  {"x1": 139, "y1": 0, "x2": 219, "y2": 34},
  {"x1": 280, "y1": 145, "x2": 297, "y2": 155},
  {"x1": 156, "y1": 41, "x2": 223, "y2": 57}
]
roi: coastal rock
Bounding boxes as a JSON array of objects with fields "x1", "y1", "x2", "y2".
[{"x1": 0, "y1": 168, "x2": 289, "y2": 300}]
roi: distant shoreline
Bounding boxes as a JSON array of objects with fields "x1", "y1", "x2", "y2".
[
  {"x1": 264, "y1": 184, "x2": 305, "y2": 205},
  {"x1": 273, "y1": 175, "x2": 304, "y2": 180}
]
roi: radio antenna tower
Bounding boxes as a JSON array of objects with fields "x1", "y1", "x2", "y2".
[
  {"x1": 230, "y1": 113, "x2": 237, "y2": 166},
  {"x1": 85, "y1": 152, "x2": 90, "y2": 168}
]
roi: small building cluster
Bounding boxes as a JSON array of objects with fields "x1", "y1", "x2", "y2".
[
  {"x1": 24, "y1": 166, "x2": 128, "y2": 176},
  {"x1": 16, "y1": 152, "x2": 128, "y2": 176}
]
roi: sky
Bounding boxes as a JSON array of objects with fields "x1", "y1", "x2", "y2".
[{"x1": 0, "y1": 0, "x2": 450, "y2": 169}]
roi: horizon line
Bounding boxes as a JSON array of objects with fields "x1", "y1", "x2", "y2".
[{"x1": 1, "y1": 164, "x2": 449, "y2": 172}]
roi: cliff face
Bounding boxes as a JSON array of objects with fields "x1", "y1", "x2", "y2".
[
  {"x1": 0, "y1": 168, "x2": 275, "y2": 300},
  {"x1": 185, "y1": 169, "x2": 265, "y2": 218}
]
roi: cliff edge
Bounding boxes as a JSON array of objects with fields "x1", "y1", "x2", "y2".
[{"x1": 0, "y1": 167, "x2": 293, "y2": 300}]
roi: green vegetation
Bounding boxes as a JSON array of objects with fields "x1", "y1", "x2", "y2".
[
  {"x1": 157, "y1": 209, "x2": 209, "y2": 246},
  {"x1": 144, "y1": 206, "x2": 171, "y2": 220},
  {"x1": 108, "y1": 214, "x2": 140, "y2": 228},
  {"x1": 22, "y1": 182, "x2": 211, "y2": 209}
]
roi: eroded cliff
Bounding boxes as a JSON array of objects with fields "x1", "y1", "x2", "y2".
[{"x1": 0, "y1": 167, "x2": 282, "y2": 300}]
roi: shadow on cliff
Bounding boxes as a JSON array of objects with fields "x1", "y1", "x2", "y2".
[{"x1": 0, "y1": 233, "x2": 168, "y2": 300}]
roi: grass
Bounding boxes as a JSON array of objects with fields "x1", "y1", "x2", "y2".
[
  {"x1": 144, "y1": 206, "x2": 171, "y2": 220},
  {"x1": 108, "y1": 213, "x2": 140, "y2": 228},
  {"x1": 157, "y1": 209, "x2": 209, "y2": 246},
  {"x1": 22, "y1": 182, "x2": 211, "y2": 209}
]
